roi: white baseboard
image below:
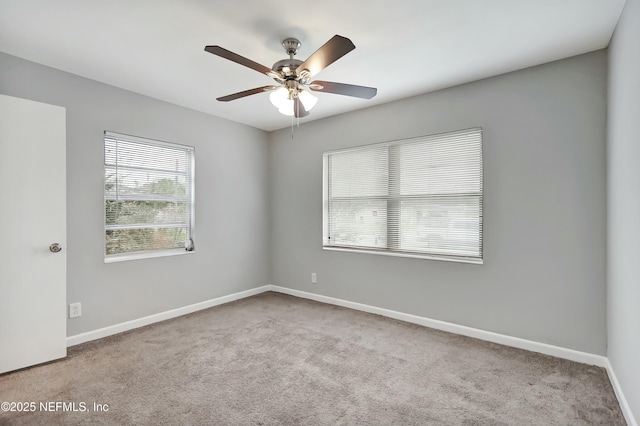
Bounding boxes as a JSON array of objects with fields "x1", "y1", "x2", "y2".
[
  {"x1": 604, "y1": 358, "x2": 638, "y2": 426},
  {"x1": 266, "y1": 285, "x2": 607, "y2": 367},
  {"x1": 66, "y1": 286, "x2": 271, "y2": 347},
  {"x1": 67, "y1": 283, "x2": 634, "y2": 425},
  {"x1": 66, "y1": 283, "x2": 604, "y2": 366}
]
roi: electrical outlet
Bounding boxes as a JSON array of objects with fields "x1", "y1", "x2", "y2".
[
  {"x1": 311, "y1": 273, "x2": 317, "y2": 284},
  {"x1": 69, "y1": 302, "x2": 81, "y2": 319}
]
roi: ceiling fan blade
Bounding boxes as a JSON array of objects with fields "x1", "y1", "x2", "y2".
[
  {"x1": 205, "y1": 46, "x2": 283, "y2": 80},
  {"x1": 217, "y1": 86, "x2": 278, "y2": 102},
  {"x1": 295, "y1": 35, "x2": 355, "y2": 79},
  {"x1": 309, "y1": 81, "x2": 377, "y2": 99},
  {"x1": 293, "y1": 97, "x2": 309, "y2": 118}
]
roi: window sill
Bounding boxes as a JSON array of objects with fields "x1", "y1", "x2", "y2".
[
  {"x1": 322, "y1": 246, "x2": 483, "y2": 265},
  {"x1": 104, "y1": 249, "x2": 195, "y2": 264}
]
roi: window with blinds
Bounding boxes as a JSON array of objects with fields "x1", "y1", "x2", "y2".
[
  {"x1": 104, "y1": 131, "x2": 195, "y2": 262},
  {"x1": 323, "y1": 128, "x2": 482, "y2": 263}
]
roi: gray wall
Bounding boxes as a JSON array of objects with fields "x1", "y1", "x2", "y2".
[
  {"x1": 269, "y1": 51, "x2": 607, "y2": 355},
  {"x1": 0, "y1": 52, "x2": 270, "y2": 336},
  {"x1": 608, "y1": 0, "x2": 640, "y2": 420}
]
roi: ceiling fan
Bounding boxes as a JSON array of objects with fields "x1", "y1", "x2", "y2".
[{"x1": 204, "y1": 35, "x2": 377, "y2": 118}]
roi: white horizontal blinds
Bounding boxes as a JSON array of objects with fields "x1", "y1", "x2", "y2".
[
  {"x1": 104, "y1": 131, "x2": 194, "y2": 257},
  {"x1": 325, "y1": 128, "x2": 482, "y2": 260},
  {"x1": 327, "y1": 147, "x2": 389, "y2": 249},
  {"x1": 396, "y1": 129, "x2": 482, "y2": 258}
]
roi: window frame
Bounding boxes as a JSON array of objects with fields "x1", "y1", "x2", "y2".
[
  {"x1": 104, "y1": 131, "x2": 195, "y2": 263},
  {"x1": 322, "y1": 128, "x2": 483, "y2": 264}
]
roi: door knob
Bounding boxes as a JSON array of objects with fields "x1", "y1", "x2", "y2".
[{"x1": 49, "y1": 243, "x2": 62, "y2": 253}]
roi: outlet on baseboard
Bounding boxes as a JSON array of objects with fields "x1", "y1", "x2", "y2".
[
  {"x1": 311, "y1": 273, "x2": 317, "y2": 284},
  {"x1": 69, "y1": 302, "x2": 81, "y2": 319}
]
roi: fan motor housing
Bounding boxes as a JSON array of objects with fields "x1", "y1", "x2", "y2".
[{"x1": 272, "y1": 58, "x2": 303, "y2": 78}]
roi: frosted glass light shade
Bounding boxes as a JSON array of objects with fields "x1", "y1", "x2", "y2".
[
  {"x1": 279, "y1": 99, "x2": 294, "y2": 116},
  {"x1": 269, "y1": 87, "x2": 289, "y2": 108},
  {"x1": 299, "y1": 90, "x2": 318, "y2": 111}
]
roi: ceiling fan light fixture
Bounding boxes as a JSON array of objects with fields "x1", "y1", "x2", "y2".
[{"x1": 270, "y1": 87, "x2": 317, "y2": 116}]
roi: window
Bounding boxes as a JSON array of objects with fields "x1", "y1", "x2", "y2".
[
  {"x1": 323, "y1": 128, "x2": 482, "y2": 263},
  {"x1": 104, "y1": 131, "x2": 195, "y2": 262}
]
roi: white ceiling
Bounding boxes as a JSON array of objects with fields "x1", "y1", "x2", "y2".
[{"x1": 0, "y1": 0, "x2": 626, "y2": 131}]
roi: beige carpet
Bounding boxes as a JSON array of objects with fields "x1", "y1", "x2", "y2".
[{"x1": 0, "y1": 292, "x2": 625, "y2": 425}]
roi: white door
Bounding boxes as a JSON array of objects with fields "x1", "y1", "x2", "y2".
[{"x1": 0, "y1": 94, "x2": 67, "y2": 374}]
